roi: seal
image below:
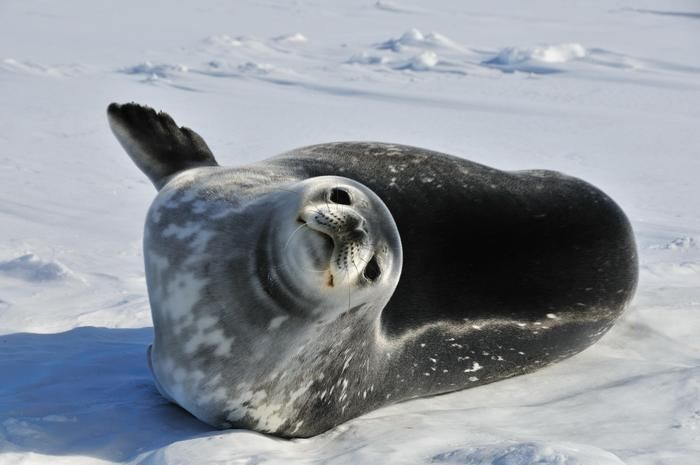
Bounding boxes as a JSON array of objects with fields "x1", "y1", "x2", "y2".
[{"x1": 108, "y1": 102, "x2": 638, "y2": 438}]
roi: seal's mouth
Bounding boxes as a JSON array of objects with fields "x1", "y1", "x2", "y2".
[{"x1": 297, "y1": 217, "x2": 335, "y2": 270}]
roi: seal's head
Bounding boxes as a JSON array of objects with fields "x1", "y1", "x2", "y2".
[
  {"x1": 266, "y1": 176, "x2": 402, "y2": 320},
  {"x1": 141, "y1": 172, "x2": 403, "y2": 425}
]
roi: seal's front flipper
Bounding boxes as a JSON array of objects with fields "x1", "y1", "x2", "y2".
[{"x1": 107, "y1": 102, "x2": 219, "y2": 190}]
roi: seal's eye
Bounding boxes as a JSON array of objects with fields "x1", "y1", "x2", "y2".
[
  {"x1": 363, "y1": 255, "x2": 381, "y2": 282},
  {"x1": 329, "y1": 188, "x2": 351, "y2": 205}
]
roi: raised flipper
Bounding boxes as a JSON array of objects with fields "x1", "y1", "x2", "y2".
[{"x1": 107, "y1": 102, "x2": 219, "y2": 190}]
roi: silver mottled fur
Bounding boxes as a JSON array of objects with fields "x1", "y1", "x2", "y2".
[{"x1": 143, "y1": 166, "x2": 402, "y2": 434}]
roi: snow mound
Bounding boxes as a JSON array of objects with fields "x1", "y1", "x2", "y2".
[
  {"x1": 273, "y1": 33, "x2": 308, "y2": 44},
  {"x1": 664, "y1": 236, "x2": 697, "y2": 250},
  {"x1": 644, "y1": 261, "x2": 700, "y2": 277},
  {"x1": 488, "y1": 43, "x2": 587, "y2": 65},
  {"x1": 673, "y1": 262, "x2": 700, "y2": 275},
  {"x1": 398, "y1": 51, "x2": 439, "y2": 71},
  {"x1": 236, "y1": 61, "x2": 277, "y2": 74},
  {"x1": 348, "y1": 30, "x2": 471, "y2": 74},
  {"x1": 483, "y1": 43, "x2": 587, "y2": 74},
  {"x1": 205, "y1": 34, "x2": 275, "y2": 54},
  {"x1": 200, "y1": 34, "x2": 301, "y2": 77},
  {"x1": 378, "y1": 29, "x2": 462, "y2": 52},
  {"x1": 1, "y1": 58, "x2": 83, "y2": 77},
  {"x1": 121, "y1": 62, "x2": 188, "y2": 79},
  {"x1": 205, "y1": 34, "x2": 248, "y2": 47},
  {"x1": 346, "y1": 52, "x2": 391, "y2": 65},
  {"x1": 374, "y1": 1, "x2": 420, "y2": 14},
  {"x1": 431, "y1": 442, "x2": 626, "y2": 465},
  {"x1": 0, "y1": 253, "x2": 74, "y2": 282},
  {"x1": 204, "y1": 59, "x2": 294, "y2": 78}
]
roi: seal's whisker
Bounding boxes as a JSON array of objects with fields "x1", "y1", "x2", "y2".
[
  {"x1": 284, "y1": 222, "x2": 308, "y2": 251},
  {"x1": 312, "y1": 206, "x2": 327, "y2": 219},
  {"x1": 351, "y1": 256, "x2": 362, "y2": 278},
  {"x1": 324, "y1": 193, "x2": 333, "y2": 214},
  {"x1": 270, "y1": 263, "x2": 326, "y2": 276},
  {"x1": 279, "y1": 223, "x2": 327, "y2": 274},
  {"x1": 346, "y1": 267, "x2": 351, "y2": 313},
  {"x1": 354, "y1": 245, "x2": 370, "y2": 263},
  {"x1": 353, "y1": 245, "x2": 371, "y2": 265}
]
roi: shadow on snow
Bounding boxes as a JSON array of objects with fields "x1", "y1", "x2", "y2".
[{"x1": 0, "y1": 327, "x2": 219, "y2": 462}]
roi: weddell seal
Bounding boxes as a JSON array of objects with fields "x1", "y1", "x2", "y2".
[{"x1": 107, "y1": 102, "x2": 638, "y2": 437}]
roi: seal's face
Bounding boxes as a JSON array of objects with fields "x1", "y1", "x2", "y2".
[{"x1": 273, "y1": 176, "x2": 402, "y2": 319}]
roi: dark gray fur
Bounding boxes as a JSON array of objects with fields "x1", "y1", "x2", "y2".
[{"x1": 108, "y1": 103, "x2": 218, "y2": 189}]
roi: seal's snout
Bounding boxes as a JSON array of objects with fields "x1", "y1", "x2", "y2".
[
  {"x1": 280, "y1": 175, "x2": 400, "y2": 297},
  {"x1": 298, "y1": 203, "x2": 373, "y2": 285},
  {"x1": 300, "y1": 205, "x2": 367, "y2": 239},
  {"x1": 345, "y1": 215, "x2": 367, "y2": 235}
]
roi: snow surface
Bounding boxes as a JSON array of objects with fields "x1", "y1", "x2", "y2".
[{"x1": 1, "y1": 0, "x2": 699, "y2": 463}]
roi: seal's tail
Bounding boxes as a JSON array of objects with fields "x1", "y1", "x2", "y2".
[{"x1": 107, "y1": 102, "x2": 219, "y2": 190}]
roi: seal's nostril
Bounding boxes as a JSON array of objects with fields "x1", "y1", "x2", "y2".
[
  {"x1": 329, "y1": 188, "x2": 351, "y2": 205},
  {"x1": 363, "y1": 255, "x2": 381, "y2": 282}
]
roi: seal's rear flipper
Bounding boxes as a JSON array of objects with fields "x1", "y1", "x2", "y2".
[{"x1": 107, "y1": 102, "x2": 219, "y2": 190}]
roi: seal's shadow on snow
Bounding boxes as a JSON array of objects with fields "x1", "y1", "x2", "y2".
[{"x1": 0, "y1": 327, "x2": 217, "y2": 462}]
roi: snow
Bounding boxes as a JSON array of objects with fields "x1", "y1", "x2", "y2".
[
  {"x1": 484, "y1": 43, "x2": 587, "y2": 72},
  {"x1": 0, "y1": 253, "x2": 75, "y2": 283},
  {"x1": 0, "y1": 0, "x2": 698, "y2": 463}
]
